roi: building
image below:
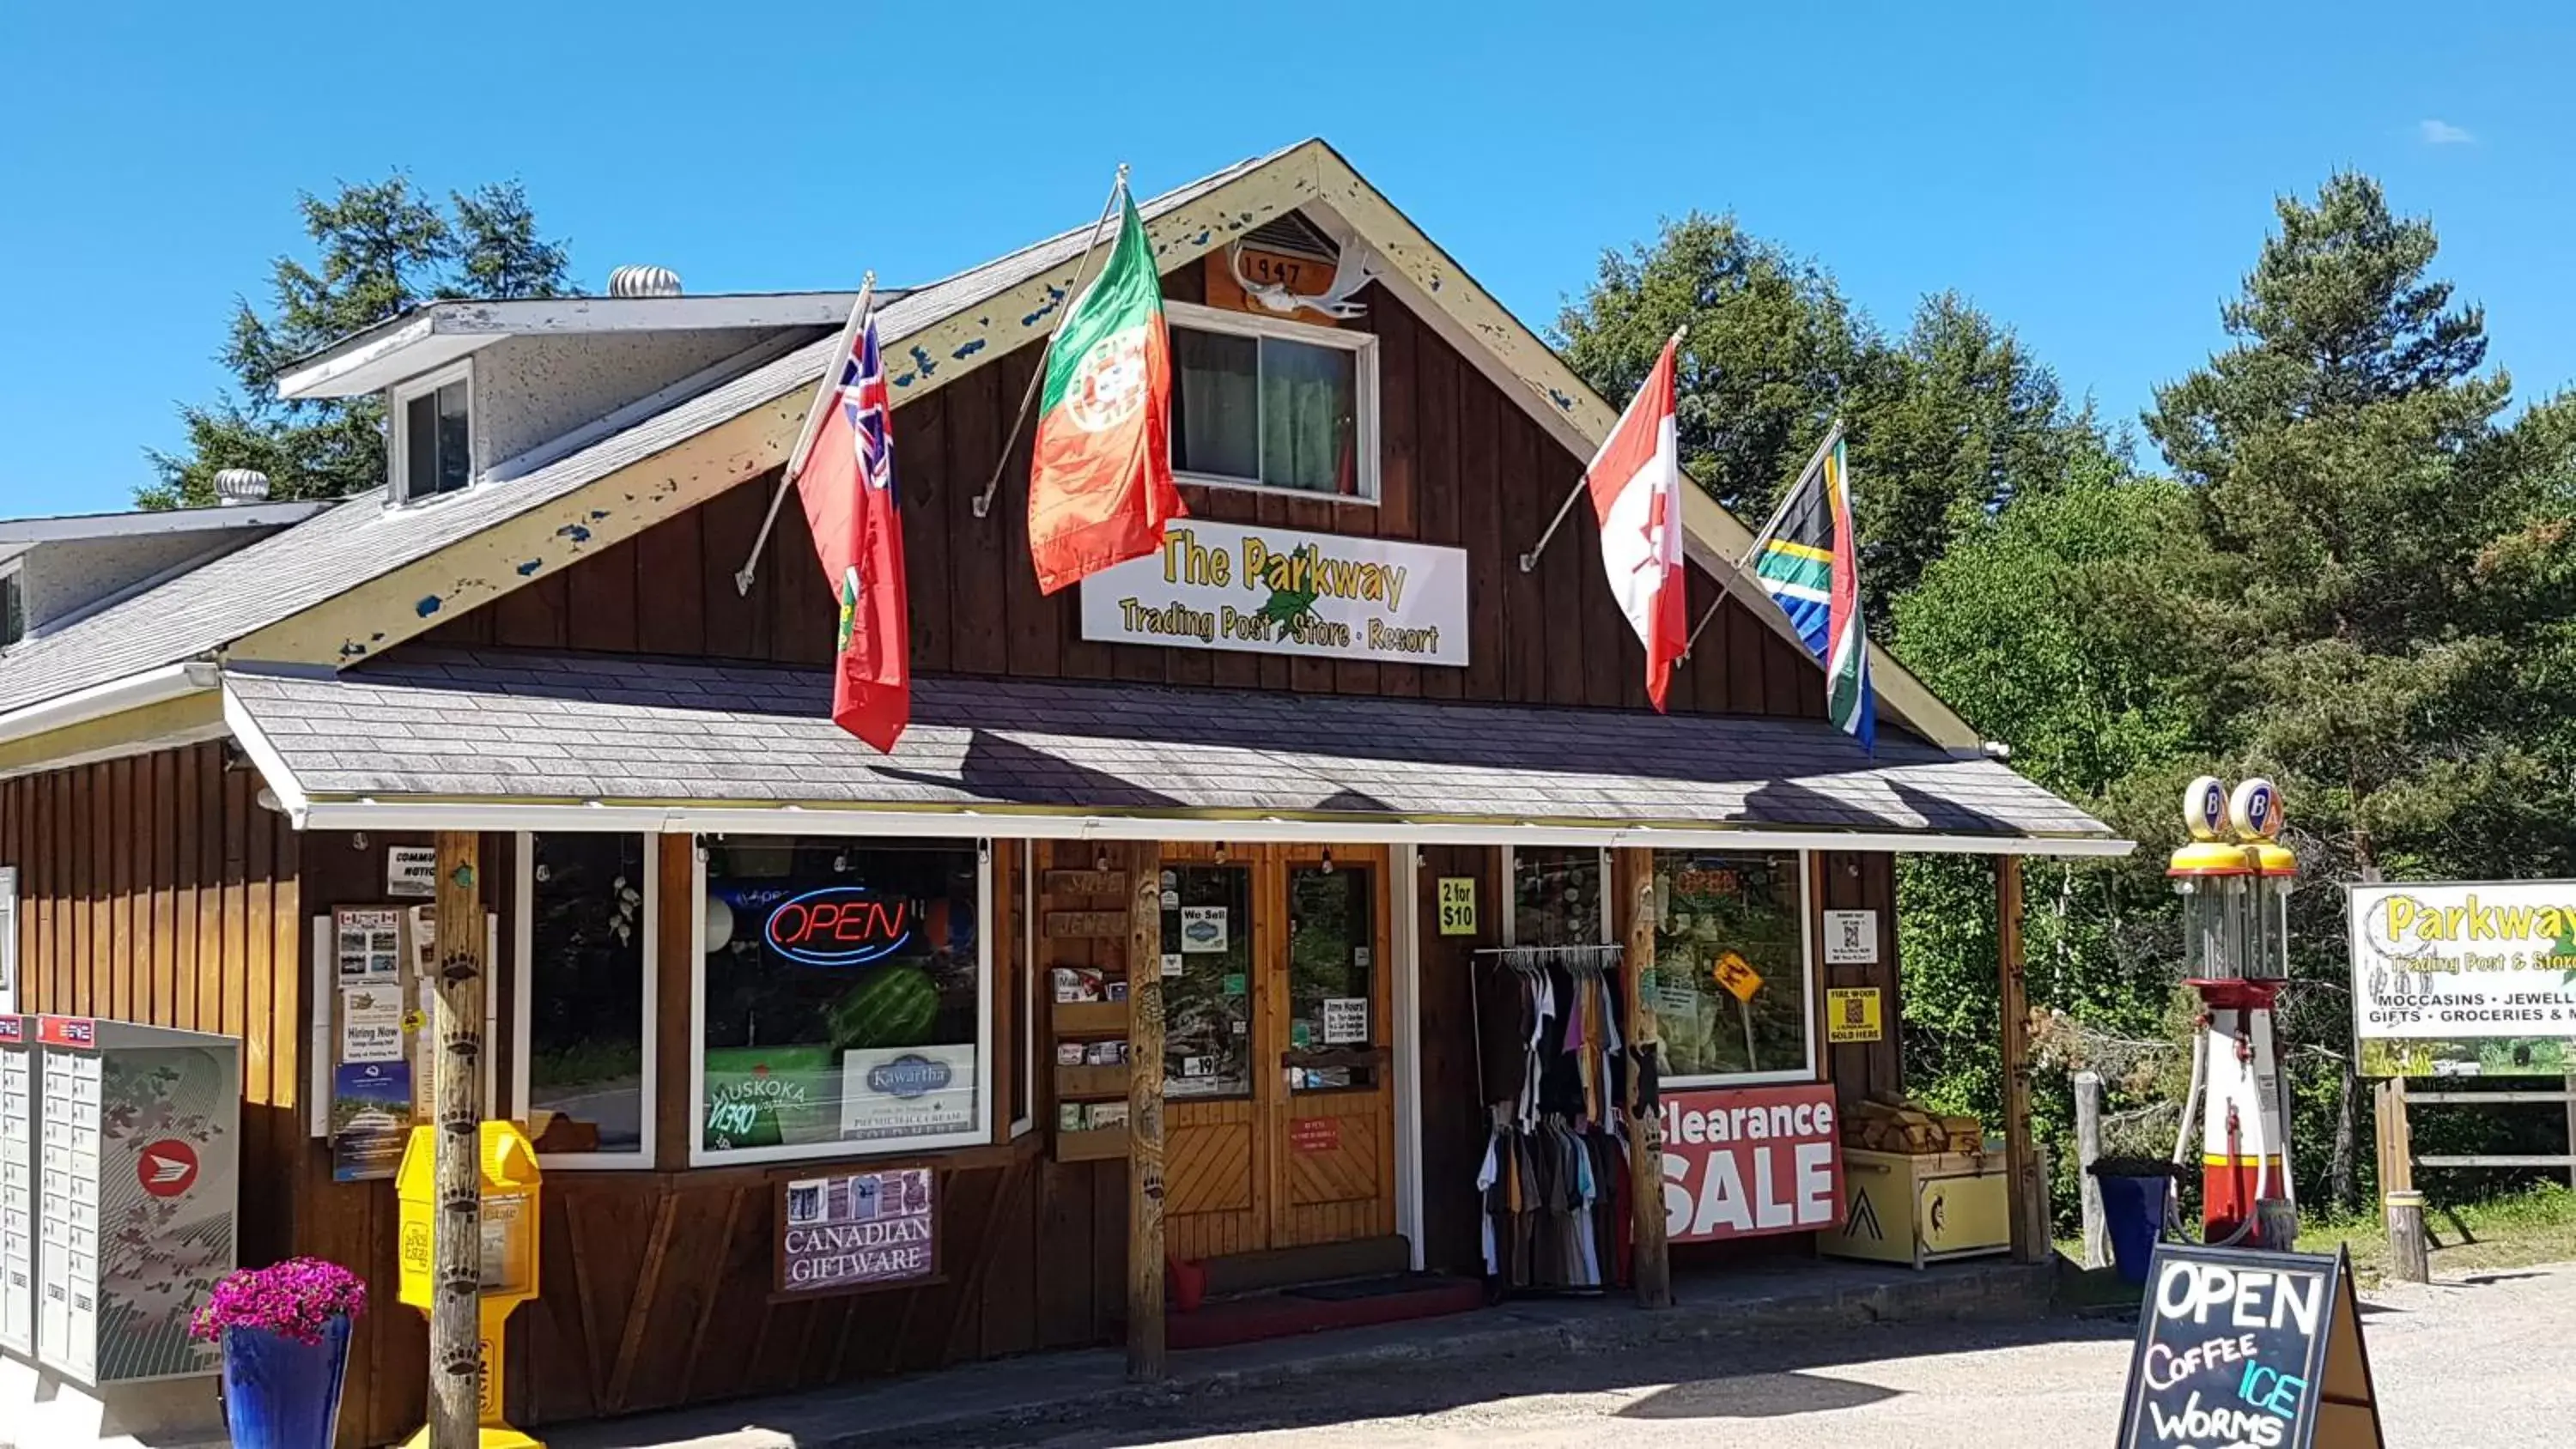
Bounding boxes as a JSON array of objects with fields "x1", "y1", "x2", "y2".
[{"x1": 0, "y1": 139, "x2": 2127, "y2": 1444}]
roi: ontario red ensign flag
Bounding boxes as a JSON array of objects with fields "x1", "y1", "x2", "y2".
[
  {"x1": 796, "y1": 306, "x2": 910, "y2": 752},
  {"x1": 1025, "y1": 186, "x2": 1186, "y2": 595},
  {"x1": 1585, "y1": 336, "x2": 1688, "y2": 710}
]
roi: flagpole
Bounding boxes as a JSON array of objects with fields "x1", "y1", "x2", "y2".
[
  {"x1": 1682, "y1": 417, "x2": 1844, "y2": 659},
  {"x1": 733, "y1": 274, "x2": 877, "y2": 597},
  {"x1": 1517, "y1": 325, "x2": 1686, "y2": 574},
  {"x1": 971, "y1": 164, "x2": 1130, "y2": 521}
]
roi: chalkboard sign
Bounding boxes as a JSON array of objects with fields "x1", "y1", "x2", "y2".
[{"x1": 2118, "y1": 1242, "x2": 2384, "y2": 1449}]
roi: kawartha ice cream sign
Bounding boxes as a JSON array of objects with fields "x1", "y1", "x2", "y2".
[
  {"x1": 1079, "y1": 520, "x2": 1470, "y2": 667},
  {"x1": 2349, "y1": 881, "x2": 2576, "y2": 1040}
]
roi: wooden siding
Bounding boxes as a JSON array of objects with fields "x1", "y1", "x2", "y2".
[
  {"x1": 500, "y1": 1143, "x2": 1120, "y2": 1426},
  {"x1": 1410, "y1": 844, "x2": 1500, "y2": 1276},
  {"x1": 0, "y1": 744, "x2": 306, "y2": 1269},
  {"x1": 416, "y1": 276, "x2": 1824, "y2": 722},
  {"x1": 1814, "y1": 851, "x2": 1903, "y2": 1109}
]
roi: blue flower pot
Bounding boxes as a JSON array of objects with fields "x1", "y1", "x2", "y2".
[{"x1": 221, "y1": 1315, "x2": 353, "y2": 1449}]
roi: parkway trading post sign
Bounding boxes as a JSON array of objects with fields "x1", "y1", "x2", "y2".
[
  {"x1": 1080, "y1": 520, "x2": 1471, "y2": 667},
  {"x1": 2348, "y1": 880, "x2": 2576, "y2": 1076}
]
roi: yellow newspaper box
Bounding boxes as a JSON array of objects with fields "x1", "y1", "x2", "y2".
[{"x1": 397, "y1": 1121, "x2": 543, "y2": 1449}]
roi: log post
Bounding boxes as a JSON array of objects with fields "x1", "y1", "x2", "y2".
[
  {"x1": 2564, "y1": 1070, "x2": 2575, "y2": 1192},
  {"x1": 429, "y1": 831, "x2": 485, "y2": 1449},
  {"x1": 2075, "y1": 1070, "x2": 2107, "y2": 1270},
  {"x1": 2379, "y1": 1078, "x2": 2427, "y2": 1282},
  {"x1": 1615, "y1": 848, "x2": 1672, "y2": 1309},
  {"x1": 1996, "y1": 856, "x2": 2047, "y2": 1264},
  {"x1": 1124, "y1": 841, "x2": 1167, "y2": 1379}
]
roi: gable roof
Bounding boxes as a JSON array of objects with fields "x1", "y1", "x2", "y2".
[{"x1": 0, "y1": 139, "x2": 1977, "y2": 755}]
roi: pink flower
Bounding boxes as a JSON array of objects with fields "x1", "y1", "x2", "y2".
[{"x1": 188, "y1": 1258, "x2": 368, "y2": 1345}]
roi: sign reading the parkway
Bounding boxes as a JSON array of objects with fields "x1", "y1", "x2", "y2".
[
  {"x1": 1080, "y1": 520, "x2": 1470, "y2": 667},
  {"x1": 2348, "y1": 879, "x2": 2576, "y2": 1076}
]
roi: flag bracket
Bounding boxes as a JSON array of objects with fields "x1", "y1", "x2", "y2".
[
  {"x1": 734, "y1": 275, "x2": 878, "y2": 597},
  {"x1": 1515, "y1": 327, "x2": 1685, "y2": 574},
  {"x1": 972, "y1": 165, "x2": 1131, "y2": 521}
]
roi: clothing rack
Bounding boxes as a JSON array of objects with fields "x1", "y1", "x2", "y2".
[
  {"x1": 1469, "y1": 941, "x2": 1634, "y2": 1294},
  {"x1": 1469, "y1": 945, "x2": 1623, "y2": 1106}
]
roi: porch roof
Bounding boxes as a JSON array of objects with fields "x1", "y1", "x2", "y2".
[{"x1": 222, "y1": 649, "x2": 2124, "y2": 856}]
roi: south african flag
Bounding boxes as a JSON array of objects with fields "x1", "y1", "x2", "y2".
[{"x1": 1750, "y1": 427, "x2": 1874, "y2": 751}]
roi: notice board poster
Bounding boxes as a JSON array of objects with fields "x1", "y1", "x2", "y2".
[
  {"x1": 2117, "y1": 1243, "x2": 2383, "y2": 1449},
  {"x1": 775, "y1": 1167, "x2": 938, "y2": 1298}
]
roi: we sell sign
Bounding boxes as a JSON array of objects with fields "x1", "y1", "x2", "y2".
[{"x1": 1659, "y1": 1083, "x2": 1846, "y2": 1242}]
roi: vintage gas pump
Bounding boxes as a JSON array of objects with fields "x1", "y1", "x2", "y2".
[{"x1": 2168, "y1": 776, "x2": 2299, "y2": 1246}]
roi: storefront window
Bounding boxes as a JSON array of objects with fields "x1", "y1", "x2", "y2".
[
  {"x1": 520, "y1": 833, "x2": 651, "y2": 1161},
  {"x1": 697, "y1": 838, "x2": 987, "y2": 1161},
  {"x1": 1286, "y1": 864, "x2": 1375, "y2": 1090},
  {"x1": 1511, "y1": 846, "x2": 1608, "y2": 947},
  {"x1": 1160, "y1": 864, "x2": 1252, "y2": 1098},
  {"x1": 1651, "y1": 852, "x2": 1812, "y2": 1083}
]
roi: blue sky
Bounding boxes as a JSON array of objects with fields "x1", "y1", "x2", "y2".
[{"x1": 3, "y1": 1, "x2": 2567, "y2": 517}]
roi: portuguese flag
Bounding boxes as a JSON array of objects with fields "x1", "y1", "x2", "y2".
[{"x1": 1026, "y1": 185, "x2": 1186, "y2": 595}]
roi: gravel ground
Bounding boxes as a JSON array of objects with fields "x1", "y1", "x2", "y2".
[{"x1": 961, "y1": 1262, "x2": 2574, "y2": 1448}]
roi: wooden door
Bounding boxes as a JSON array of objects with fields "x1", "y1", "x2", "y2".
[
  {"x1": 1161, "y1": 845, "x2": 1397, "y2": 1264},
  {"x1": 1270, "y1": 843, "x2": 1396, "y2": 1248}
]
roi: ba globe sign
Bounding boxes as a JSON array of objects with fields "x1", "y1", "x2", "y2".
[
  {"x1": 1659, "y1": 1083, "x2": 1846, "y2": 1242},
  {"x1": 1079, "y1": 519, "x2": 1470, "y2": 667}
]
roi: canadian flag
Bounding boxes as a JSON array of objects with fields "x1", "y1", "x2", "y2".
[{"x1": 1586, "y1": 336, "x2": 1688, "y2": 710}]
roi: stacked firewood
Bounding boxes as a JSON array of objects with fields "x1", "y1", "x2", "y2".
[{"x1": 1845, "y1": 1091, "x2": 1986, "y2": 1156}]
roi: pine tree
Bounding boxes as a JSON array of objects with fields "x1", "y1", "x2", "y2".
[{"x1": 140, "y1": 177, "x2": 571, "y2": 507}]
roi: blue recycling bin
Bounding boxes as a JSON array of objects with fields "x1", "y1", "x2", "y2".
[{"x1": 2095, "y1": 1172, "x2": 2171, "y2": 1284}]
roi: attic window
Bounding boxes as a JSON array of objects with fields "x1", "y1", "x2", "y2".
[
  {"x1": 1166, "y1": 300, "x2": 1377, "y2": 500},
  {"x1": 392, "y1": 363, "x2": 472, "y2": 503}
]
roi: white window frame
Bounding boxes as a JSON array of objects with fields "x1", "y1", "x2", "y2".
[
  {"x1": 1012, "y1": 840, "x2": 1036, "y2": 1139},
  {"x1": 513, "y1": 831, "x2": 659, "y2": 1170},
  {"x1": 1651, "y1": 850, "x2": 1820, "y2": 1090},
  {"x1": 389, "y1": 360, "x2": 476, "y2": 506},
  {"x1": 0, "y1": 557, "x2": 26, "y2": 651},
  {"x1": 1164, "y1": 299, "x2": 1381, "y2": 503},
  {"x1": 688, "y1": 836, "x2": 996, "y2": 1167}
]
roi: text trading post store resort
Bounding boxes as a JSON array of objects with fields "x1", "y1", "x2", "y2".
[{"x1": 0, "y1": 139, "x2": 2125, "y2": 1444}]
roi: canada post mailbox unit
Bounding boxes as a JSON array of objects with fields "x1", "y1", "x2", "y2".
[{"x1": 396, "y1": 1120, "x2": 542, "y2": 1449}]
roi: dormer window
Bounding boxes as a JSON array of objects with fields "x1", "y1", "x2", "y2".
[
  {"x1": 392, "y1": 362, "x2": 472, "y2": 503},
  {"x1": 0, "y1": 560, "x2": 23, "y2": 648}
]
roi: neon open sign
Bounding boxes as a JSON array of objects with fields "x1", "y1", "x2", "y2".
[{"x1": 764, "y1": 888, "x2": 914, "y2": 967}]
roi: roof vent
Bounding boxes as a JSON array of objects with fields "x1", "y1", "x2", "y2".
[
  {"x1": 213, "y1": 469, "x2": 271, "y2": 506},
  {"x1": 608, "y1": 264, "x2": 683, "y2": 298}
]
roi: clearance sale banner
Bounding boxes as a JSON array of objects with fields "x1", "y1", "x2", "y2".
[{"x1": 1660, "y1": 1083, "x2": 1847, "y2": 1243}]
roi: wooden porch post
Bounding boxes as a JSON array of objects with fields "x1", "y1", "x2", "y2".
[
  {"x1": 428, "y1": 831, "x2": 486, "y2": 1449},
  {"x1": 1996, "y1": 855, "x2": 2048, "y2": 1264},
  {"x1": 1125, "y1": 840, "x2": 1167, "y2": 1379},
  {"x1": 1615, "y1": 848, "x2": 1673, "y2": 1308}
]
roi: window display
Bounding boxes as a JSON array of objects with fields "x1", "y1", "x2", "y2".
[
  {"x1": 1159, "y1": 864, "x2": 1252, "y2": 1098},
  {"x1": 1651, "y1": 851, "x2": 1812, "y2": 1082},
  {"x1": 1512, "y1": 846, "x2": 1607, "y2": 948},
  {"x1": 523, "y1": 833, "x2": 651, "y2": 1158},
  {"x1": 1286, "y1": 864, "x2": 1375, "y2": 1089},
  {"x1": 699, "y1": 838, "x2": 986, "y2": 1160}
]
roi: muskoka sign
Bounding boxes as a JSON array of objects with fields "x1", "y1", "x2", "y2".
[{"x1": 1079, "y1": 520, "x2": 1470, "y2": 667}]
